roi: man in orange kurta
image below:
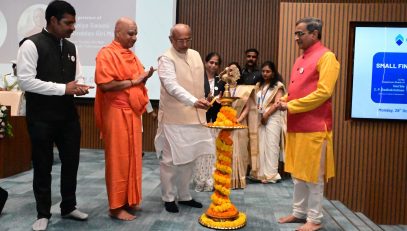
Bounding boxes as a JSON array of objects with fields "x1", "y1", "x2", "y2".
[
  {"x1": 277, "y1": 18, "x2": 340, "y2": 231},
  {"x1": 94, "y1": 17, "x2": 154, "y2": 221}
]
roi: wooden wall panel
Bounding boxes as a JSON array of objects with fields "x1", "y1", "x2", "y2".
[
  {"x1": 0, "y1": 114, "x2": 31, "y2": 178},
  {"x1": 177, "y1": 0, "x2": 280, "y2": 70},
  {"x1": 278, "y1": 2, "x2": 407, "y2": 225},
  {"x1": 76, "y1": 102, "x2": 103, "y2": 149},
  {"x1": 76, "y1": 101, "x2": 158, "y2": 152}
]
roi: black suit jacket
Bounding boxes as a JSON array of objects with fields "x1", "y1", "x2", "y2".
[{"x1": 204, "y1": 73, "x2": 225, "y2": 122}]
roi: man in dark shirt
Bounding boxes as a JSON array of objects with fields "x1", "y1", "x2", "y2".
[{"x1": 238, "y1": 48, "x2": 262, "y2": 85}]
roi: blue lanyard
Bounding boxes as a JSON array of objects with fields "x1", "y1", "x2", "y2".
[
  {"x1": 257, "y1": 84, "x2": 271, "y2": 109},
  {"x1": 230, "y1": 86, "x2": 237, "y2": 97}
]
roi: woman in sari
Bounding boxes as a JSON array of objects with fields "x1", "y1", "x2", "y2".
[
  {"x1": 227, "y1": 63, "x2": 259, "y2": 189},
  {"x1": 251, "y1": 61, "x2": 285, "y2": 183}
]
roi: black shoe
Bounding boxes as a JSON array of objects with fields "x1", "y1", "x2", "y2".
[
  {"x1": 164, "y1": 201, "x2": 179, "y2": 213},
  {"x1": 178, "y1": 199, "x2": 202, "y2": 208},
  {"x1": 0, "y1": 187, "x2": 8, "y2": 214}
]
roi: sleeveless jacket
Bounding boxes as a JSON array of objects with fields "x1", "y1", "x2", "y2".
[
  {"x1": 158, "y1": 47, "x2": 205, "y2": 124},
  {"x1": 287, "y1": 42, "x2": 332, "y2": 132},
  {"x1": 21, "y1": 29, "x2": 78, "y2": 122}
]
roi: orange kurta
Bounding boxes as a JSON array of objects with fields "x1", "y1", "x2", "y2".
[{"x1": 94, "y1": 41, "x2": 148, "y2": 209}]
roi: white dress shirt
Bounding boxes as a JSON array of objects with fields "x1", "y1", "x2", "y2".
[{"x1": 16, "y1": 37, "x2": 84, "y2": 96}]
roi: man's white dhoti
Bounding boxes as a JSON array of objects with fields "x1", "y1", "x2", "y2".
[{"x1": 155, "y1": 124, "x2": 214, "y2": 202}]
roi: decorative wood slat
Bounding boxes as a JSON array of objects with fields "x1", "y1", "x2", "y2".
[
  {"x1": 178, "y1": 0, "x2": 280, "y2": 70},
  {"x1": 76, "y1": 102, "x2": 158, "y2": 151}
]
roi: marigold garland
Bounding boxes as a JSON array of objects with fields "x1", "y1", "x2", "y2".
[
  {"x1": 217, "y1": 155, "x2": 232, "y2": 164},
  {"x1": 215, "y1": 138, "x2": 233, "y2": 152},
  {"x1": 199, "y1": 105, "x2": 247, "y2": 229},
  {"x1": 210, "y1": 193, "x2": 230, "y2": 205},
  {"x1": 215, "y1": 163, "x2": 232, "y2": 174},
  {"x1": 213, "y1": 184, "x2": 231, "y2": 196},
  {"x1": 207, "y1": 203, "x2": 238, "y2": 218},
  {"x1": 213, "y1": 172, "x2": 230, "y2": 185},
  {"x1": 210, "y1": 202, "x2": 232, "y2": 212},
  {"x1": 199, "y1": 212, "x2": 246, "y2": 229},
  {"x1": 213, "y1": 106, "x2": 239, "y2": 127}
]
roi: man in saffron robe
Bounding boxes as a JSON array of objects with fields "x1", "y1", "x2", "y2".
[
  {"x1": 277, "y1": 17, "x2": 340, "y2": 231},
  {"x1": 94, "y1": 17, "x2": 154, "y2": 221}
]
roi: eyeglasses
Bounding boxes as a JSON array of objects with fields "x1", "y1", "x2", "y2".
[
  {"x1": 294, "y1": 31, "x2": 308, "y2": 37},
  {"x1": 208, "y1": 61, "x2": 219, "y2": 65},
  {"x1": 175, "y1": 38, "x2": 192, "y2": 44}
]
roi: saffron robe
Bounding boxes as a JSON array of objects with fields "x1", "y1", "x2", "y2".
[{"x1": 94, "y1": 41, "x2": 148, "y2": 209}]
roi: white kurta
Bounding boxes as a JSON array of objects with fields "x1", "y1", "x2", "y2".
[
  {"x1": 155, "y1": 124, "x2": 214, "y2": 165},
  {"x1": 155, "y1": 53, "x2": 215, "y2": 202},
  {"x1": 154, "y1": 56, "x2": 214, "y2": 165}
]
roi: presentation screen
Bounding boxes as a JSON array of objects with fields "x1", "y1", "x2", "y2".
[
  {"x1": 0, "y1": 0, "x2": 176, "y2": 100},
  {"x1": 349, "y1": 22, "x2": 407, "y2": 120}
]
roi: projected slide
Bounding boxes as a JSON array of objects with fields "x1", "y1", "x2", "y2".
[
  {"x1": 0, "y1": 0, "x2": 175, "y2": 99},
  {"x1": 352, "y1": 26, "x2": 407, "y2": 120}
]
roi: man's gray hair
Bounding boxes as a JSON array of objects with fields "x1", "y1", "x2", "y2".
[
  {"x1": 169, "y1": 24, "x2": 191, "y2": 38},
  {"x1": 169, "y1": 27, "x2": 175, "y2": 38},
  {"x1": 296, "y1": 17, "x2": 323, "y2": 39}
]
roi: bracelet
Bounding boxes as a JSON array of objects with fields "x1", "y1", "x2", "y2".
[{"x1": 130, "y1": 80, "x2": 134, "y2": 86}]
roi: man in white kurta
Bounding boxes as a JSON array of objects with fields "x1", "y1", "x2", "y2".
[{"x1": 155, "y1": 24, "x2": 214, "y2": 213}]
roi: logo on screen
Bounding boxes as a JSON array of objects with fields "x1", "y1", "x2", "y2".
[{"x1": 395, "y1": 34, "x2": 404, "y2": 46}]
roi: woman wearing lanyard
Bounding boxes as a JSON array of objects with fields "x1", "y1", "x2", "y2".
[{"x1": 252, "y1": 61, "x2": 285, "y2": 183}]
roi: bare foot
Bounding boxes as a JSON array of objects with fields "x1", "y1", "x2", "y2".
[
  {"x1": 295, "y1": 222, "x2": 322, "y2": 231},
  {"x1": 125, "y1": 204, "x2": 142, "y2": 212},
  {"x1": 278, "y1": 214, "x2": 307, "y2": 223},
  {"x1": 109, "y1": 208, "x2": 136, "y2": 221}
]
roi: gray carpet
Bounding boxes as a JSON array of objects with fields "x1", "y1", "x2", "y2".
[{"x1": 0, "y1": 149, "x2": 396, "y2": 231}]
